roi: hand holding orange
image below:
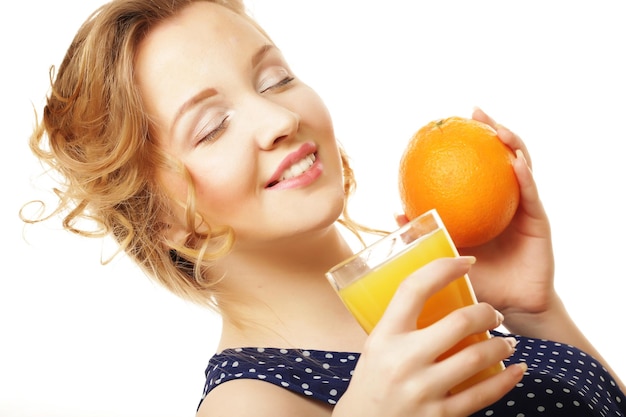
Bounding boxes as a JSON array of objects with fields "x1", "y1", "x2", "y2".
[{"x1": 398, "y1": 116, "x2": 520, "y2": 248}]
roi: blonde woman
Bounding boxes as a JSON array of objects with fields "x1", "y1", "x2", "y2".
[{"x1": 25, "y1": 0, "x2": 625, "y2": 415}]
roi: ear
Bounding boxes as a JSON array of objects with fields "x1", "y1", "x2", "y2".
[{"x1": 165, "y1": 220, "x2": 190, "y2": 247}]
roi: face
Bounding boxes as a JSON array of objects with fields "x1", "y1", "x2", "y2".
[{"x1": 135, "y1": 1, "x2": 345, "y2": 249}]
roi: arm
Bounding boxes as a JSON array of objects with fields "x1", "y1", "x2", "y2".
[
  {"x1": 463, "y1": 108, "x2": 625, "y2": 393},
  {"x1": 505, "y1": 294, "x2": 626, "y2": 393},
  {"x1": 197, "y1": 379, "x2": 334, "y2": 417}
]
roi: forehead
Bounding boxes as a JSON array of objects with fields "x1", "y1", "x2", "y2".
[
  {"x1": 134, "y1": 2, "x2": 270, "y2": 131},
  {"x1": 140, "y1": 1, "x2": 268, "y2": 56}
]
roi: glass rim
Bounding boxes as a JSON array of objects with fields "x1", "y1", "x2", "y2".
[{"x1": 326, "y1": 208, "x2": 443, "y2": 276}]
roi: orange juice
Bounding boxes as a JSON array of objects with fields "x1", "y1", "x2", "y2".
[{"x1": 338, "y1": 227, "x2": 504, "y2": 393}]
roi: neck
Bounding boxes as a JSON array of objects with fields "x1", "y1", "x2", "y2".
[{"x1": 215, "y1": 224, "x2": 368, "y2": 352}]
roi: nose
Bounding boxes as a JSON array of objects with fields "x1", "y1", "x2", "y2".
[{"x1": 249, "y1": 96, "x2": 300, "y2": 150}]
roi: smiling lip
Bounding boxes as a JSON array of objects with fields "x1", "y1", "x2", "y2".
[{"x1": 265, "y1": 142, "x2": 322, "y2": 190}]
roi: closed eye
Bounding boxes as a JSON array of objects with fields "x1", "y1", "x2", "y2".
[
  {"x1": 262, "y1": 76, "x2": 295, "y2": 93},
  {"x1": 258, "y1": 66, "x2": 295, "y2": 93},
  {"x1": 196, "y1": 115, "x2": 229, "y2": 146}
]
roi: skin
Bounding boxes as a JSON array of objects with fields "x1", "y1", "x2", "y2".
[{"x1": 134, "y1": 3, "x2": 623, "y2": 416}]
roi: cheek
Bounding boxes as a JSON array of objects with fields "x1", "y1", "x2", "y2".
[
  {"x1": 298, "y1": 88, "x2": 335, "y2": 135},
  {"x1": 187, "y1": 155, "x2": 256, "y2": 223},
  {"x1": 157, "y1": 153, "x2": 255, "y2": 229}
]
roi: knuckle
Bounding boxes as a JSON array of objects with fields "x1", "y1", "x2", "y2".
[
  {"x1": 447, "y1": 303, "x2": 495, "y2": 334},
  {"x1": 463, "y1": 345, "x2": 490, "y2": 369},
  {"x1": 448, "y1": 307, "x2": 475, "y2": 333},
  {"x1": 397, "y1": 271, "x2": 429, "y2": 298}
]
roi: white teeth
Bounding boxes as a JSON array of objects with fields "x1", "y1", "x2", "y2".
[{"x1": 279, "y1": 153, "x2": 316, "y2": 181}]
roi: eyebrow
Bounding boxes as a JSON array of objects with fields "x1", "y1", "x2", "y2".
[
  {"x1": 251, "y1": 44, "x2": 275, "y2": 68},
  {"x1": 170, "y1": 44, "x2": 275, "y2": 133},
  {"x1": 171, "y1": 87, "x2": 218, "y2": 133}
]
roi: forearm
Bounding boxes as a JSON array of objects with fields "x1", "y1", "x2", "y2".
[{"x1": 503, "y1": 295, "x2": 626, "y2": 393}]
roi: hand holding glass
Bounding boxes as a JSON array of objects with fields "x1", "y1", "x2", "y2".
[{"x1": 326, "y1": 209, "x2": 505, "y2": 393}]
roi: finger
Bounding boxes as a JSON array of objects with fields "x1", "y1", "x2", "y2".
[
  {"x1": 431, "y1": 334, "x2": 516, "y2": 392},
  {"x1": 444, "y1": 362, "x2": 527, "y2": 416},
  {"x1": 422, "y1": 302, "x2": 505, "y2": 357},
  {"x1": 495, "y1": 124, "x2": 532, "y2": 169},
  {"x1": 393, "y1": 212, "x2": 409, "y2": 227},
  {"x1": 472, "y1": 107, "x2": 533, "y2": 168},
  {"x1": 513, "y1": 149, "x2": 548, "y2": 223},
  {"x1": 471, "y1": 106, "x2": 496, "y2": 128},
  {"x1": 373, "y1": 257, "x2": 476, "y2": 336}
]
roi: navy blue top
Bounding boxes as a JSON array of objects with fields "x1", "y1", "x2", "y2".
[{"x1": 199, "y1": 331, "x2": 625, "y2": 416}]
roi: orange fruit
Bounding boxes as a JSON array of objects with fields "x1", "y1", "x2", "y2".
[{"x1": 398, "y1": 116, "x2": 520, "y2": 248}]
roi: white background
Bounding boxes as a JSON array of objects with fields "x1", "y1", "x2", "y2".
[{"x1": 2, "y1": 1, "x2": 625, "y2": 416}]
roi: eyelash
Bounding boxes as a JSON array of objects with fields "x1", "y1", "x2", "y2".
[
  {"x1": 260, "y1": 75, "x2": 295, "y2": 94},
  {"x1": 197, "y1": 115, "x2": 229, "y2": 146}
]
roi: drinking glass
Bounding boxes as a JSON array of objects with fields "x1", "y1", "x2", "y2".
[{"x1": 326, "y1": 209, "x2": 504, "y2": 393}]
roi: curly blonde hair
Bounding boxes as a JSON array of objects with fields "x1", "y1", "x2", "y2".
[{"x1": 24, "y1": 0, "x2": 382, "y2": 314}]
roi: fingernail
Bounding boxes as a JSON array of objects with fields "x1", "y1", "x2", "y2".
[
  {"x1": 459, "y1": 256, "x2": 476, "y2": 265},
  {"x1": 515, "y1": 149, "x2": 532, "y2": 173},
  {"x1": 496, "y1": 310, "x2": 505, "y2": 325},
  {"x1": 504, "y1": 337, "x2": 519, "y2": 349},
  {"x1": 515, "y1": 362, "x2": 528, "y2": 374}
]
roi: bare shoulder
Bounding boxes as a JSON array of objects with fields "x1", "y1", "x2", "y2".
[{"x1": 196, "y1": 379, "x2": 333, "y2": 417}]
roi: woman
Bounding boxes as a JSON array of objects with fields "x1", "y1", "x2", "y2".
[{"x1": 25, "y1": 0, "x2": 625, "y2": 415}]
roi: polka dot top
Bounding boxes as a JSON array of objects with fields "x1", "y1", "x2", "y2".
[{"x1": 199, "y1": 331, "x2": 625, "y2": 416}]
